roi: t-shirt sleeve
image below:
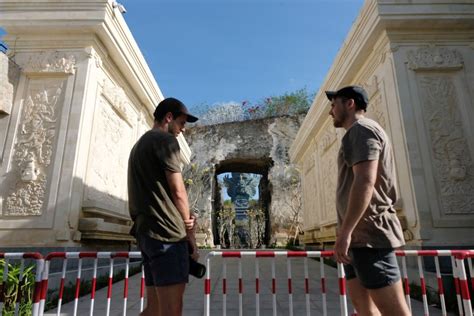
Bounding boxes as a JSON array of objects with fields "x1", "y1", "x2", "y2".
[
  {"x1": 158, "y1": 136, "x2": 182, "y2": 173},
  {"x1": 342, "y1": 125, "x2": 382, "y2": 167}
]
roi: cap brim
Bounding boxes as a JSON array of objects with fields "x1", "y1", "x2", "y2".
[
  {"x1": 325, "y1": 91, "x2": 337, "y2": 101},
  {"x1": 186, "y1": 114, "x2": 199, "y2": 123}
]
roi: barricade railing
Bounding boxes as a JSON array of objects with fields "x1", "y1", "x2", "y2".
[
  {"x1": 1, "y1": 250, "x2": 473, "y2": 316},
  {"x1": 0, "y1": 252, "x2": 44, "y2": 316},
  {"x1": 204, "y1": 250, "x2": 474, "y2": 316},
  {"x1": 39, "y1": 251, "x2": 143, "y2": 316}
]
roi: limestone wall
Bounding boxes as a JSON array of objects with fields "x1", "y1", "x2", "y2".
[
  {"x1": 0, "y1": 0, "x2": 190, "y2": 249},
  {"x1": 290, "y1": 0, "x2": 474, "y2": 247}
]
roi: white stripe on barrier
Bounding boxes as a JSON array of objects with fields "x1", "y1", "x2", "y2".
[
  {"x1": 57, "y1": 258, "x2": 68, "y2": 316},
  {"x1": 451, "y1": 256, "x2": 464, "y2": 316},
  {"x1": 434, "y1": 256, "x2": 447, "y2": 316},
  {"x1": 90, "y1": 258, "x2": 98, "y2": 316},
  {"x1": 320, "y1": 257, "x2": 327, "y2": 316},
  {"x1": 304, "y1": 257, "x2": 310, "y2": 316},
  {"x1": 73, "y1": 258, "x2": 83, "y2": 316},
  {"x1": 337, "y1": 262, "x2": 348, "y2": 316},
  {"x1": 123, "y1": 257, "x2": 130, "y2": 316},
  {"x1": 106, "y1": 258, "x2": 114, "y2": 316},
  {"x1": 287, "y1": 257, "x2": 293, "y2": 316},
  {"x1": 455, "y1": 254, "x2": 473, "y2": 316}
]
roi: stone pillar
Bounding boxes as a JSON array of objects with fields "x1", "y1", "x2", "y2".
[{"x1": 0, "y1": 0, "x2": 191, "y2": 249}]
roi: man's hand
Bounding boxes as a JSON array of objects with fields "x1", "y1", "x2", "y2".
[
  {"x1": 184, "y1": 215, "x2": 195, "y2": 231},
  {"x1": 334, "y1": 231, "x2": 351, "y2": 264}
]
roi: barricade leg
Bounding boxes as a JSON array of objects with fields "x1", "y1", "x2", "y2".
[
  {"x1": 434, "y1": 256, "x2": 447, "y2": 316},
  {"x1": 204, "y1": 255, "x2": 211, "y2": 316},
  {"x1": 57, "y1": 258, "x2": 68, "y2": 316},
  {"x1": 320, "y1": 257, "x2": 327, "y2": 316},
  {"x1": 452, "y1": 256, "x2": 465, "y2": 316},
  {"x1": 90, "y1": 258, "x2": 98, "y2": 316},
  {"x1": 304, "y1": 257, "x2": 310, "y2": 316},
  {"x1": 416, "y1": 256, "x2": 429, "y2": 316},
  {"x1": 255, "y1": 257, "x2": 260, "y2": 316},
  {"x1": 337, "y1": 262, "x2": 348, "y2": 316},
  {"x1": 140, "y1": 265, "x2": 145, "y2": 313},
  {"x1": 287, "y1": 258, "x2": 293, "y2": 316},
  {"x1": 455, "y1": 254, "x2": 473, "y2": 316},
  {"x1": 271, "y1": 257, "x2": 277, "y2": 316},
  {"x1": 223, "y1": 260, "x2": 227, "y2": 316}
]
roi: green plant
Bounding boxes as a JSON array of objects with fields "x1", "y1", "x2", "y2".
[{"x1": 0, "y1": 259, "x2": 36, "y2": 316}]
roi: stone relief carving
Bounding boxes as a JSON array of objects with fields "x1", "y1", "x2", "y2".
[
  {"x1": 5, "y1": 80, "x2": 64, "y2": 216},
  {"x1": 363, "y1": 75, "x2": 379, "y2": 99},
  {"x1": 367, "y1": 94, "x2": 387, "y2": 130},
  {"x1": 102, "y1": 79, "x2": 133, "y2": 125},
  {"x1": 317, "y1": 123, "x2": 338, "y2": 223},
  {"x1": 408, "y1": 47, "x2": 463, "y2": 71},
  {"x1": 15, "y1": 51, "x2": 77, "y2": 74},
  {"x1": 86, "y1": 97, "x2": 133, "y2": 212},
  {"x1": 420, "y1": 76, "x2": 474, "y2": 214}
]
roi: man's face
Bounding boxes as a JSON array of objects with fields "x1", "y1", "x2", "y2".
[
  {"x1": 168, "y1": 114, "x2": 187, "y2": 136},
  {"x1": 329, "y1": 97, "x2": 349, "y2": 128}
]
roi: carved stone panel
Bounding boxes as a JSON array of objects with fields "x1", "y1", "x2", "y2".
[
  {"x1": 408, "y1": 47, "x2": 463, "y2": 71},
  {"x1": 4, "y1": 79, "x2": 65, "y2": 216},
  {"x1": 84, "y1": 97, "x2": 133, "y2": 213},
  {"x1": 419, "y1": 76, "x2": 474, "y2": 215},
  {"x1": 15, "y1": 51, "x2": 77, "y2": 74}
]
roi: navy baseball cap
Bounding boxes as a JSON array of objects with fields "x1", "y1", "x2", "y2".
[
  {"x1": 325, "y1": 86, "x2": 369, "y2": 110},
  {"x1": 153, "y1": 97, "x2": 198, "y2": 123}
]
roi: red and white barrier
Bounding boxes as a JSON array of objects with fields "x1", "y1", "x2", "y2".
[
  {"x1": 204, "y1": 250, "x2": 474, "y2": 316},
  {"x1": 38, "y1": 251, "x2": 142, "y2": 316},
  {"x1": 0, "y1": 253, "x2": 44, "y2": 316}
]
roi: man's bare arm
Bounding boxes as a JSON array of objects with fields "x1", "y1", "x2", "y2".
[
  {"x1": 334, "y1": 159, "x2": 378, "y2": 263},
  {"x1": 165, "y1": 170, "x2": 192, "y2": 228}
]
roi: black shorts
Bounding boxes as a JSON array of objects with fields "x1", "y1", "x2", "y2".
[
  {"x1": 344, "y1": 247, "x2": 401, "y2": 289},
  {"x1": 137, "y1": 234, "x2": 189, "y2": 287}
]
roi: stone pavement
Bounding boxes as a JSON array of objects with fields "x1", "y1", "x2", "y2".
[{"x1": 46, "y1": 250, "x2": 452, "y2": 315}]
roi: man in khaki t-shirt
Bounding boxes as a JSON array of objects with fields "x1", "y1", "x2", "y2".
[
  {"x1": 128, "y1": 97, "x2": 199, "y2": 316},
  {"x1": 326, "y1": 86, "x2": 409, "y2": 316}
]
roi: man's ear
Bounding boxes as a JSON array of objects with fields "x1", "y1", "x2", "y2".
[
  {"x1": 165, "y1": 112, "x2": 174, "y2": 123},
  {"x1": 346, "y1": 98, "x2": 356, "y2": 111}
]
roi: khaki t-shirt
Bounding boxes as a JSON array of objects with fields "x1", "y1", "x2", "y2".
[
  {"x1": 336, "y1": 118, "x2": 405, "y2": 248},
  {"x1": 127, "y1": 130, "x2": 186, "y2": 242}
]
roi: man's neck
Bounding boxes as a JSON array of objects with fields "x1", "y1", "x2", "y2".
[
  {"x1": 152, "y1": 121, "x2": 167, "y2": 133},
  {"x1": 343, "y1": 113, "x2": 365, "y2": 130}
]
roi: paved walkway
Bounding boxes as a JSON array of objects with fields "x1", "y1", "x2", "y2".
[{"x1": 47, "y1": 250, "x2": 452, "y2": 315}]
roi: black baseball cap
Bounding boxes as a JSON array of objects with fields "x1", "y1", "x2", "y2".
[
  {"x1": 325, "y1": 85, "x2": 369, "y2": 110},
  {"x1": 153, "y1": 97, "x2": 199, "y2": 123}
]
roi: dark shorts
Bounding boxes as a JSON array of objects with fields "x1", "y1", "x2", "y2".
[
  {"x1": 344, "y1": 247, "x2": 401, "y2": 289},
  {"x1": 137, "y1": 234, "x2": 189, "y2": 287}
]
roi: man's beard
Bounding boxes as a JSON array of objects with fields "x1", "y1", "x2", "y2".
[{"x1": 332, "y1": 110, "x2": 347, "y2": 128}]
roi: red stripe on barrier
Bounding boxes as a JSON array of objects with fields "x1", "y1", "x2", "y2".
[
  {"x1": 256, "y1": 251, "x2": 275, "y2": 257},
  {"x1": 287, "y1": 251, "x2": 307, "y2": 257},
  {"x1": 272, "y1": 279, "x2": 276, "y2": 294},
  {"x1": 40, "y1": 279, "x2": 48, "y2": 300},
  {"x1": 459, "y1": 279, "x2": 471, "y2": 300},
  {"x1": 420, "y1": 278, "x2": 427, "y2": 295},
  {"x1": 223, "y1": 279, "x2": 227, "y2": 294},
  {"x1": 454, "y1": 277, "x2": 461, "y2": 296},
  {"x1": 79, "y1": 252, "x2": 98, "y2": 258},
  {"x1": 113, "y1": 252, "x2": 130, "y2": 258},
  {"x1": 45, "y1": 252, "x2": 67, "y2": 260},
  {"x1": 403, "y1": 278, "x2": 410, "y2": 294},
  {"x1": 32, "y1": 281, "x2": 42, "y2": 304},
  {"x1": 288, "y1": 279, "x2": 292, "y2": 294},
  {"x1": 222, "y1": 252, "x2": 242, "y2": 258},
  {"x1": 339, "y1": 278, "x2": 346, "y2": 295},
  {"x1": 321, "y1": 278, "x2": 326, "y2": 293},
  {"x1": 74, "y1": 278, "x2": 81, "y2": 299},
  {"x1": 396, "y1": 250, "x2": 406, "y2": 256},
  {"x1": 256, "y1": 278, "x2": 260, "y2": 294},
  {"x1": 437, "y1": 277, "x2": 444, "y2": 295},
  {"x1": 204, "y1": 279, "x2": 211, "y2": 295},
  {"x1": 305, "y1": 278, "x2": 309, "y2": 294},
  {"x1": 239, "y1": 278, "x2": 243, "y2": 293},
  {"x1": 91, "y1": 278, "x2": 97, "y2": 299},
  {"x1": 124, "y1": 278, "x2": 129, "y2": 298},
  {"x1": 107, "y1": 277, "x2": 113, "y2": 299},
  {"x1": 321, "y1": 251, "x2": 334, "y2": 258},
  {"x1": 59, "y1": 278, "x2": 65, "y2": 299},
  {"x1": 140, "y1": 276, "x2": 145, "y2": 298}
]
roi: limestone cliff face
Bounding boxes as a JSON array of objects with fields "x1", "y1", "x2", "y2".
[{"x1": 184, "y1": 114, "x2": 305, "y2": 244}]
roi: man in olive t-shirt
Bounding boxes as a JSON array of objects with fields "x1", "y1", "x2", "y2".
[
  {"x1": 326, "y1": 86, "x2": 409, "y2": 316},
  {"x1": 128, "y1": 97, "x2": 199, "y2": 316}
]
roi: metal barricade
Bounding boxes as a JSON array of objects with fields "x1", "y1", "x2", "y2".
[
  {"x1": 0, "y1": 252, "x2": 44, "y2": 316},
  {"x1": 39, "y1": 251, "x2": 143, "y2": 316},
  {"x1": 204, "y1": 250, "x2": 474, "y2": 316}
]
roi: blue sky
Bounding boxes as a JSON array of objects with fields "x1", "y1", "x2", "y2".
[{"x1": 120, "y1": 0, "x2": 365, "y2": 112}]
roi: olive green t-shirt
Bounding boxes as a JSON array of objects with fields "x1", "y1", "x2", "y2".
[
  {"x1": 336, "y1": 118, "x2": 405, "y2": 249},
  {"x1": 127, "y1": 130, "x2": 186, "y2": 242}
]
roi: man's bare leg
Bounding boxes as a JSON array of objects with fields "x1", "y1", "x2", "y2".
[
  {"x1": 156, "y1": 283, "x2": 186, "y2": 316},
  {"x1": 347, "y1": 278, "x2": 381, "y2": 316},
  {"x1": 140, "y1": 286, "x2": 160, "y2": 316},
  {"x1": 368, "y1": 280, "x2": 410, "y2": 316}
]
